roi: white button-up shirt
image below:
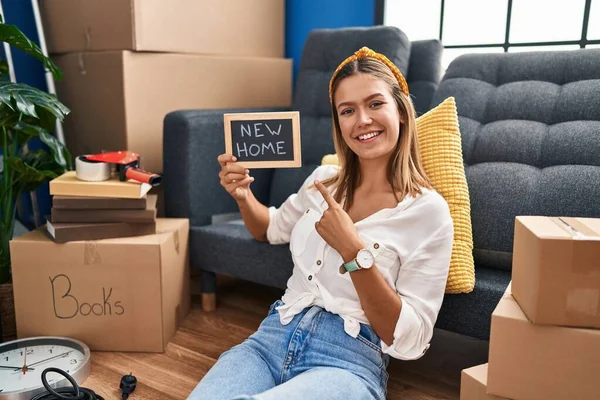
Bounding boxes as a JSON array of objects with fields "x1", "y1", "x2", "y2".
[{"x1": 266, "y1": 165, "x2": 454, "y2": 360}]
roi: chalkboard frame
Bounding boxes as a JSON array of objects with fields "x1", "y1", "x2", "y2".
[{"x1": 223, "y1": 111, "x2": 302, "y2": 168}]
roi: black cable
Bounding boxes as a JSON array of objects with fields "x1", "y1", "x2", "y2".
[{"x1": 30, "y1": 367, "x2": 104, "y2": 400}]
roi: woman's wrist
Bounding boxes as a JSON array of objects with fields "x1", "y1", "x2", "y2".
[
  {"x1": 340, "y1": 239, "x2": 366, "y2": 263},
  {"x1": 236, "y1": 190, "x2": 254, "y2": 209}
]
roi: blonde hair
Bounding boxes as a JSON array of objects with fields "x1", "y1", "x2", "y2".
[{"x1": 317, "y1": 53, "x2": 434, "y2": 209}]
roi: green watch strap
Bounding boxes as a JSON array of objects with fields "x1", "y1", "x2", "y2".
[{"x1": 343, "y1": 259, "x2": 360, "y2": 272}]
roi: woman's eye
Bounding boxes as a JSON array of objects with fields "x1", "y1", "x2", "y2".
[
  {"x1": 370, "y1": 101, "x2": 383, "y2": 108},
  {"x1": 340, "y1": 109, "x2": 353, "y2": 115}
]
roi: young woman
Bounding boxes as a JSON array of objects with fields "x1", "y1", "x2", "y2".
[{"x1": 188, "y1": 47, "x2": 454, "y2": 400}]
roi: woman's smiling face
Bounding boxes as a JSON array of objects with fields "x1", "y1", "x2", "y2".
[{"x1": 334, "y1": 72, "x2": 401, "y2": 162}]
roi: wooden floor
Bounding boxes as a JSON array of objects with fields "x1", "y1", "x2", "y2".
[{"x1": 83, "y1": 277, "x2": 460, "y2": 400}]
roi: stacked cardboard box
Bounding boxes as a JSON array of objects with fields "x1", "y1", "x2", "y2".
[
  {"x1": 12, "y1": 168, "x2": 189, "y2": 352},
  {"x1": 46, "y1": 171, "x2": 157, "y2": 242},
  {"x1": 40, "y1": 0, "x2": 292, "y2": 173},
  {"x1": 10, "y1": 218, "x2": 190, "y2": 352},
  {"x1": 461, "y1": 216, "x2": 600, "y2": 400}
]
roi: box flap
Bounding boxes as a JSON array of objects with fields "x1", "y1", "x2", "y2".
[
  {"x1": 491, "y1": 283, "x2": 529, "y2": 322},
  {"x1": 463, "y1": 363, "x2": 488, "y2": 386},
  {"x1": 559, "y1": 217, "x2": 600, "y2": 238},
  {"x1": 516, "y1": 216, "x2": 572, "y2": 239},
  {"x1": 579, "y1": 218, "x2": 600, "y2": 235},
  {"x1": 516, "y1": 215, "x2": 600, "y2": 240}
]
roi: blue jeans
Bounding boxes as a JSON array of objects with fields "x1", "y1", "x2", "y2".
[{"x1": 187, "y1": 300, "x2": 390, "y2": 400}]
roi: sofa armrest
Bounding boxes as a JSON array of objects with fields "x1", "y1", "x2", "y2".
[{"x1": 163, "y1": 107, "x2": 289, "y2": 226}]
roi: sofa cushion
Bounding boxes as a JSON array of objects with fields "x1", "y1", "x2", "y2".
[
  {"x1": 436, "y1": 267, "x2": 510, "y2": 341},
  {"x1": 415, "y1": 97, "x2": 474, "y2": 294},
  {"x1": 191, "y1": 223, "x2": 293, "y2": 289},
  {"x1": 433, "y1": 49, "x2": 600, "y2": 271},
  {"x1": 193, "y1": 218, "x2": 507, "y2": 340}
]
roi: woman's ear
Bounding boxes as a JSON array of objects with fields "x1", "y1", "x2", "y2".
[{"x1": 398, "y1": 111, "x2": 406, "y2": 124}]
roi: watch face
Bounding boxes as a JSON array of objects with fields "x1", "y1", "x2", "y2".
[{"x1": 356, "y1": 249, "x2": 375, "y2": 269}]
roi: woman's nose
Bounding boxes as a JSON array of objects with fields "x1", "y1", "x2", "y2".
[{"x1": 356, "y1": 109, "x2": 372, "y2": 126}]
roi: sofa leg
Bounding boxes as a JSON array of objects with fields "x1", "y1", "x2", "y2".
[
  {"x1": 201, "y1": 270, "x2": 217, "y2": 312},
  {"x1": 202, "y1": 293, "x2": 217, "y2": 312}
]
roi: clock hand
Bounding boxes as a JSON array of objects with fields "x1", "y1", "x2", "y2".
[
  {"x1": 0, "y1": 365, "x2": 34, "y2": 370},
  {"x1": 22, "y1": 347, "x2": 27, "y2": 375},
  {"x1": 26, "y1": 351, "x2": 72, "y2": 368},
  {"x1": 11, "y1": 351, "x2": 72, "y2": 374}
]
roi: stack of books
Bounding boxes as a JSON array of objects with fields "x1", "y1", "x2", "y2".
[{"x1": 46, "y1": 171, "x2": 157, "y2": 243}]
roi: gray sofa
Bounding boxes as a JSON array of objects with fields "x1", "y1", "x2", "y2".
[{"x1": 163, "y1": 25, "x2": 600, "y2": 342}]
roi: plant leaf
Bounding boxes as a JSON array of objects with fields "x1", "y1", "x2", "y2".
[
  {"x1": 12, "y1": 122, "x2": 72, "y2": 170},
  {"x1": 39, "y1": 129, "x2": 72, "y2": 170},
  {"x1": 11, "y1": 90, "x2": 37, "y2": 117},
  {"x1": 0, "y1": 87, "x2": 15, "y2": 112},
  {"x1": 10, "y1": 121, "x2": 39, "y2": 144},
  {"x1": 0, "y1": 81, "x2": 70, "y2": 122},
  {"x1": 0, "y1": 60, "x2": 8, "y2": 76},
  {"x1": 5, "y1": 153, "x2": 62, "y2": 195},
  {"x1": 35, "y1": 106, "x2": 58, "y2": 133},
  {"x1": 0, "y1": 21, "x2": 62, "y2": 80}
]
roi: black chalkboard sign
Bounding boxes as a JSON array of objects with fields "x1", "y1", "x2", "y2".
[{"x1": 224, "y1": 111, "x2": 301, "y2": 168}]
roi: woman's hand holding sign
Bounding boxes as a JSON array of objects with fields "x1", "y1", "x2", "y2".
[
  {"x1": 314, "y1": 180, "x2": 365, "y2": 263},
  {"x1": 218, "y1": 153, "x2": 254, "y2": 202}
]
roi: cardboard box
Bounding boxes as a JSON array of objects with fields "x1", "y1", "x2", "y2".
[
  {"x1": 10, "y1": 218, "x2": 190, "y2": 352},
  {"x1": 488, "y1": 283, "x2": 600, "y2": 400},
  {"x1": 53, "y1": 51, "x2": 292, "y2": 173},
  {"x1": 512, "y1": 216, "x2": 600, "y2": 328},
  {"x1": 461, "y1": 364, "x2": 508, "y2": 400},
  {"x1": 40, "y1": 0, "x2": 284, "y2": 57}
]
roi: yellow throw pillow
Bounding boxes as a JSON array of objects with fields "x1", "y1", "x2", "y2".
[{"x1": 321, "y1": 97, "x2": 475, "y2": 294}]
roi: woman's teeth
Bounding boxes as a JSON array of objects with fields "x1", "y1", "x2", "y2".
[{"x1": 357, "y1": 131, "x2": 382, "y2": 141}]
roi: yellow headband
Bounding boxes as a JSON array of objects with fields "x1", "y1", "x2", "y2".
[{"x1": 329, "y1": 46, "x2": 409, "y2": 104}]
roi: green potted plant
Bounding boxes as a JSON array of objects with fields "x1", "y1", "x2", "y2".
[{"x1": 0, "y1": 14, "x2": 71, "y2": 341}]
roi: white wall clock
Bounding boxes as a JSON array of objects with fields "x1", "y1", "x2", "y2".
[{"x1": 0, "y1": 336, "x2": 91, "y2": 400}]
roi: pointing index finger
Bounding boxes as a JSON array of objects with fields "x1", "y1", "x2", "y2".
[{"x1": 315, "y1": 180, "x2": 337, "y2": 207}]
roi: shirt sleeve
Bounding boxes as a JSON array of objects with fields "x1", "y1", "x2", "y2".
[
  {"x1": 266, "y1": 165, "x2": 336, "y2": 245},
  {"x1": 381, "y1": 197, "x2": 454, "y2": 361}
]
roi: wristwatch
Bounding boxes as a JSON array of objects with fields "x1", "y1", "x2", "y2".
[{"x1": 340, "y1": 248, "x2": 375, "y2": 274}]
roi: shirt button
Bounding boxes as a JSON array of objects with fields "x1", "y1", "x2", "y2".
[
  {"x1": 374, "y1": 243, "x2": 380, "y2": 249},
  {"x1": 316, "y1": 260, "x2": 322, "y2": 265},
  {"x1": 308, "y1": 275, "x2": 313, "y2": 281}
]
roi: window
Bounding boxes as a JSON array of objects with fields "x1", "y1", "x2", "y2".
[
  {"x1": 379, "y1": 0, "x2": 600, "y2": 70},
  {"x1": 510, "y1": 0, "x2": 585, "y2": 43},
  {"x1": 589, "y1": 0, "x2": 600, "y2": 39},
  {"x1": 442, "y1": 0, "x2": 508, "y2": 46},
  {"x1": 383, "y1": 0, "x2": 441, "y2": 41}
]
